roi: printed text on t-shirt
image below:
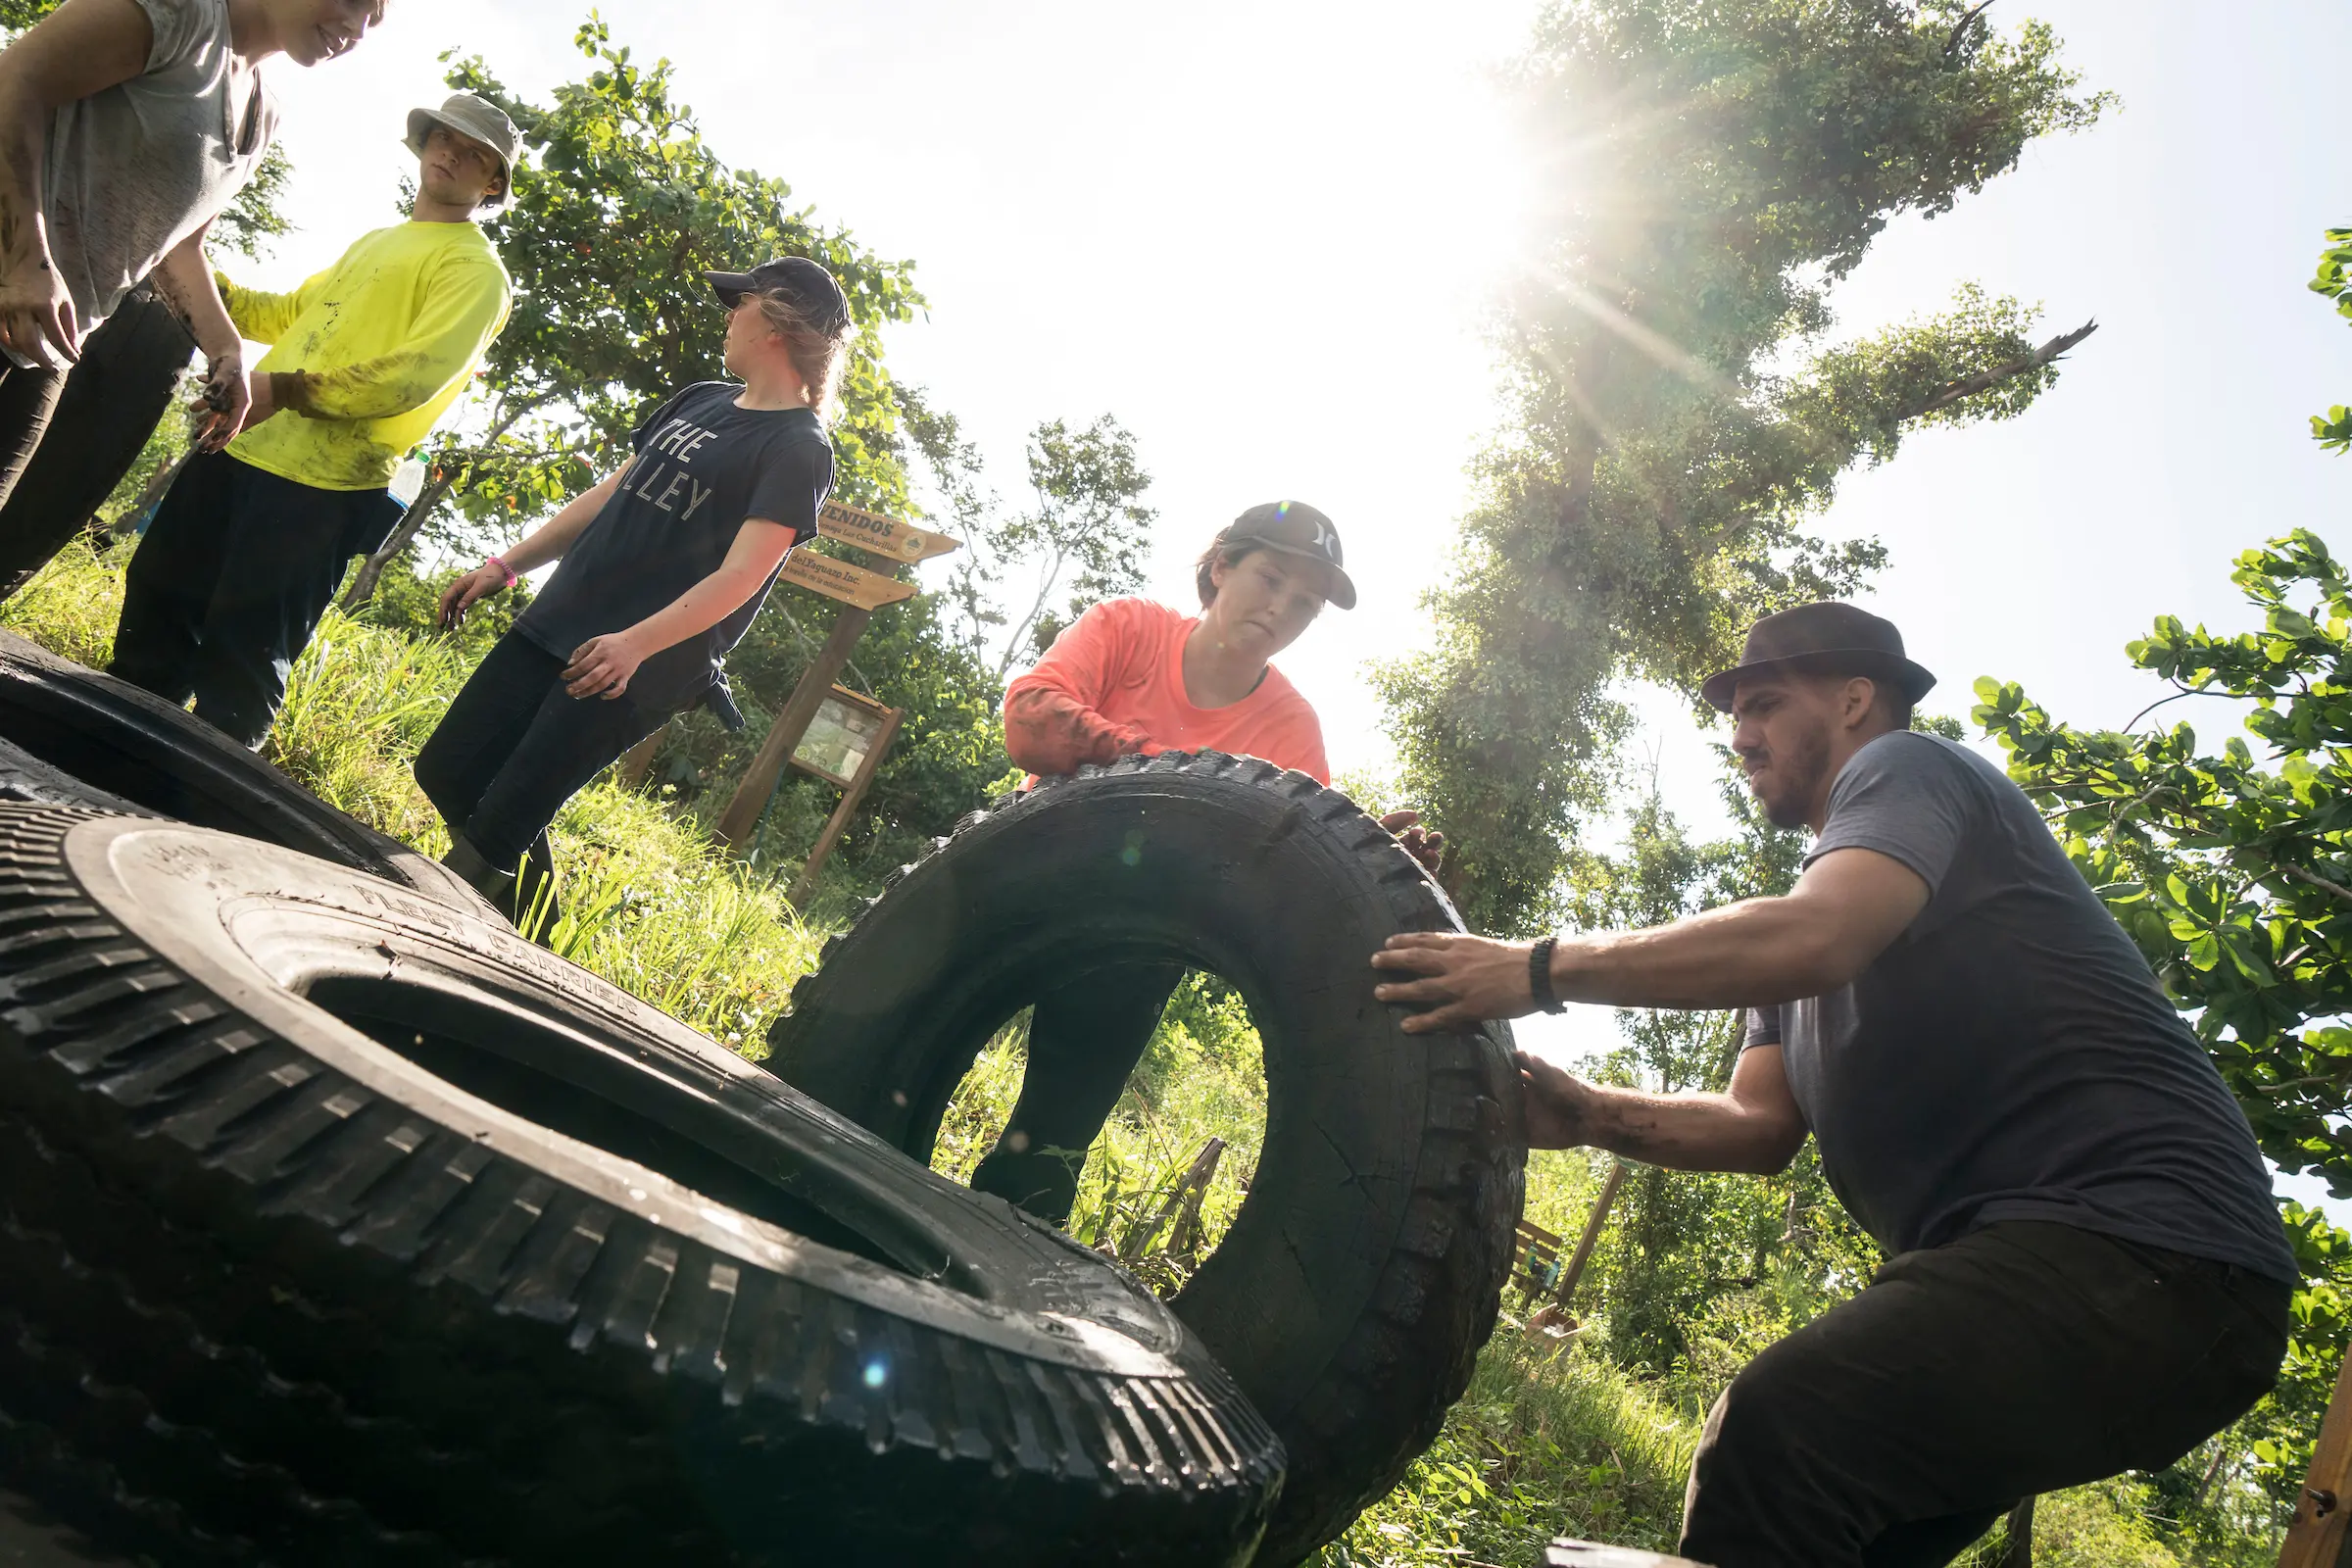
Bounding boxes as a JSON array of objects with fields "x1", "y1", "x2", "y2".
[{"x1": 627, "y1": 417, "x2": 720, "y2": 519}]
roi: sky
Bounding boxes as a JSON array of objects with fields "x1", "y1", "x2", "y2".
[{"x1": 240, "y1": 3, "x2": 2352, "y2": 1175}]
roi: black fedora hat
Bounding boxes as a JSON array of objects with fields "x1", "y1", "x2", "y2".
[{"x1": 1699, "y1": 602, "x2": 1936, "y2": 713}]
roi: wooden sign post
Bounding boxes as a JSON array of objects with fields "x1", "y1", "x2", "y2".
[
  {"x1": 2279, "y1": 1354, "x2": 2352, "y2": 1567},
  {"x1": 712, "y1": 509, "x2": 956, "y2": 854}
]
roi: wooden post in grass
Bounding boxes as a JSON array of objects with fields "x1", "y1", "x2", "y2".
[
  {"x1": 714, "y1": 607, "x2": 872, "y2": 850},
  {"x1": 2278, "y1": 1354, "x2": 2352, "y2": 1567},
  {"x1": 615, "y1": 724, "x2": 666, "y2": 790},
  {"x1": 1553, "y1": 1156, "x2": 1630, "y2": 1311}
]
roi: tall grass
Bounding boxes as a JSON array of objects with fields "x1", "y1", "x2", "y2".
[{"x1": 0, "y1": 534, "x2": 127, "y2": 667}]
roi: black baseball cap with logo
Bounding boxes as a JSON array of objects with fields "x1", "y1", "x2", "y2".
[
  {"x1": 703, "y1": 257, "x2": 852, "y2": 336},
  {"x1": 1221, "y1": 500, "x2": 1355, "y2": 610}
]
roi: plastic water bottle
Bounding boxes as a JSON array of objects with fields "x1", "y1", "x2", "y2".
[{"x1": 390, "y1": 457, "x2": 427, "y2": 509}]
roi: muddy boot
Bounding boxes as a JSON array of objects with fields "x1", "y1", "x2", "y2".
[{"x1": 442, "y1": 835, "x2": 517, "y2": 922}]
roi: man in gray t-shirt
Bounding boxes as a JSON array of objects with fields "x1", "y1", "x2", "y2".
[{"x1": 1371, "y1": 602, "x2": 2294, "y2": 1568}]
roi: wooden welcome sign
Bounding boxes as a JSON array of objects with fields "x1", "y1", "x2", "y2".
[{"x1": 778, "y1": 549, "x2": 919, "y2": 611}]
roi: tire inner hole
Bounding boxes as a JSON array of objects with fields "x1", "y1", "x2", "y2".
[
  {"x1": 309, "y1": 975, "x2": 927, "y2": 1277},
  {"x1": 931, "y1": 967, "x2": 1269, "y2": 1295}
]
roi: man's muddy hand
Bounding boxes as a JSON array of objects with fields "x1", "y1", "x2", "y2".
[
  {"x1": 1371, "y1": 930, "x2": 1537, "y2": 1033},
  {"x1": 1516, "y1": 1049, "x2": 1599, "y2": 1150},
  {"x1": 192, "y1": 350, "x2": 250, "y2": 451}
]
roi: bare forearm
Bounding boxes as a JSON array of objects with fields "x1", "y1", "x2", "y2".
[
  {"x1": 0, "y1": 93, "x2": 50, "y2": 275},
  {"x1": 623, "y1": 559, "x2": 776, "y2": 657},
  {"x1": 501, "y1": 470, "x2": 623, "y2": 573},
  {"x1": 1578, "y1": 1081, "x2": 1797, "y2": 1174},
  {"x1": 152, "y1": 233, "x2": 237, "y2": 359},
  {"x1": 1552, "y1": 896, "x2": 1849, "y2": 1010}
]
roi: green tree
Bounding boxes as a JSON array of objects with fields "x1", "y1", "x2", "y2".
[
  {"x1": 1376, "y1": 0, "x2": 2110, "y2": 935},
  {"x1": 341, "y1": 17, "x2": 925, "y2": 606},
  {"x1": 989, "y1": 415, "x2": 1156, "y2": 676}
]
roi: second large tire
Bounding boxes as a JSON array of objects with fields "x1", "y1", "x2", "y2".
[
  {"x1": 0, "y1": 806, "x2": 1285, "y2": 1565},
  {"x1": 769, "y1": 752, "x2": 1527, "y2": 1565},
  {"x1": 0, "y1": 631, "x2": 483, "y2": 909}
]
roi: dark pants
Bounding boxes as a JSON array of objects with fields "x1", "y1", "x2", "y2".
[
  {"x1": 1679, "y1": 1219, "x2": 2291, "y2": 1568},
  {"x1": 0, "y1": 362, "x2": 68, "y2": 518},
  {"x1": 111, "y1": 450, "x2": 400, "y2": 747},
  {"x1": 0, "y1": 283, "x2": 194, "y2": 599},
  {"x1": 968, "y1": 960, "x2": 1185, "y2": 1223},
  {"x1": 413, "y1": 631, "x2": 665, "y2": 903}
]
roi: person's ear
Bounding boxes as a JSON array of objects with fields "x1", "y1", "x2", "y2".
[
  {"x1": 1208, "y1": 555, "x2": 1230, "y2": 595},
  {"x1": 1843, "y1": 677, "x2": 1878, "y2": 730}
]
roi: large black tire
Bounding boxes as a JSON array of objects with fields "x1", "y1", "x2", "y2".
[
  {"x1": 0, "y1": 631, "x2": 482, "y2": 909},
  {"x1": 0, "y1": 806, "x2": 1285, "y2": 1566},
  {"x1": 767, "y1": 752, "x2": 1526, "y2": 1565},
  {"x1": 0, "y1": 734, "x2": 154, "y2": 818}
]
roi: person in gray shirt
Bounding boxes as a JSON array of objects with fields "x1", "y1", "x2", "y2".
[
  {"x1": 1371, "y1": 601, "x2": 2294, "y2": 1568},
  {"x1": 0, "y1": 0, "x2": 383, "y2": 514}
]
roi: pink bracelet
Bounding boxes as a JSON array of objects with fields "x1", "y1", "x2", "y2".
[{"x1": 483, "y1": 556, "x2": 516, "y2": 587}]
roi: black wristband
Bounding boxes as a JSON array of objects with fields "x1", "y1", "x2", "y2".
[{"x1": 1529, "y1": 936, "x2": 1564, "y2": 1014}]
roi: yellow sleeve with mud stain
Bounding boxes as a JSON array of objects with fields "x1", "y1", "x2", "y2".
[
  {"x1": 216, "y1": 267, "x2": 330, "y2": 345},
  {"x1": 269, "y1": 252, "x2": 509, "y2": 423},
  {"x1": 225, "y1": 221, "x2": 514, "y2": 493}
]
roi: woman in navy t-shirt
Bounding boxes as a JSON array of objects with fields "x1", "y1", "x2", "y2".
[{"x1": 416, "y1": 257, "x2": 844, "y2": 920}]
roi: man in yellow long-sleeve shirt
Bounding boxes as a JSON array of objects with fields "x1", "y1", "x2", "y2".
[{"x1": 112, "y1": 93, "x2": 516, "y2": 745}]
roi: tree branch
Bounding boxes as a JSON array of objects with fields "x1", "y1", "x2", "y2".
[
  {"x1": 339, "y1": 395, "x2": 552, "y2": 612},
  {"x1": 1942, "y1": 0, "x2": 1995, "y2": 58},
  {"x1": 1900, "y1": 319, "x2": 2098, "y2": 419},
  {"x1": 2276, "y1": 859, "x2": 2352, "y2": 909}
]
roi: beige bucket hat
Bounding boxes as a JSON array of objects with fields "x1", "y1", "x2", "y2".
[{"x1": 404, "y1": 93, "x2": 520, "y2": 208}]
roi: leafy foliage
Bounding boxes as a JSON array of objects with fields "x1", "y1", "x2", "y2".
[
  {"x1": 987, "y1": 416, "x2": 1155, "y2": 675},
  {"x1": 1377, "y1": 0, "x2": 2111, "y2": 934},
  {"x1": 2311, "y1": 227, "x2": 2352, "y2": 452}
]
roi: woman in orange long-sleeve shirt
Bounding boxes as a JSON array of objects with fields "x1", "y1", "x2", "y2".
[{"x1": 977, "y1": 500, "x2": 1439, "y2": 1220}]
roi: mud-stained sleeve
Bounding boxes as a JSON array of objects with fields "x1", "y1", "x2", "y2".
[
  {"x1": 217, "y1": 266, "x2": 325, "y2": 345},
  {"x1": 271, "y1": 254, "x2": 511, "y2": 422},
  {"x1": 1002, "y1": 601, "x2": 1154, "y2": 775}
]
